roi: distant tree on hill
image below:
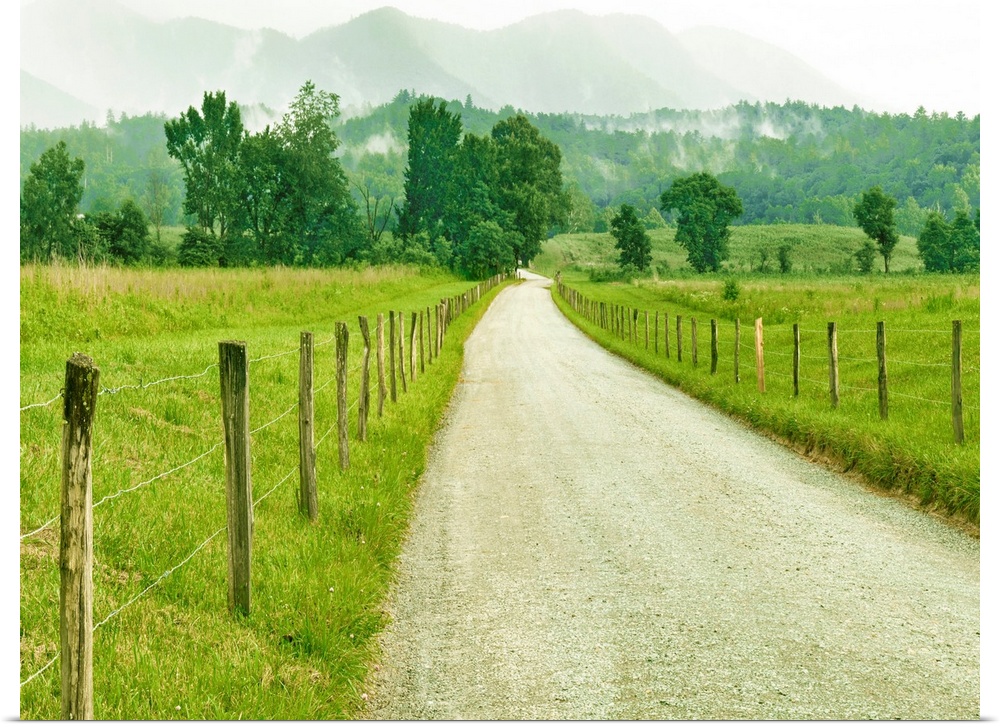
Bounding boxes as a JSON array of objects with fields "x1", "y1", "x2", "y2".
[
  {"x1": 659, "y1": 172, "x2": 742, "y2": 273},
  {"x1": 20, "y1": 141, "x2": 85, "y2": 261},
  {"x1": 949, "y1": 209, "x2": 980, "y2": 272},
  {"x1": 610, "y1": 203, "x2": 651, "y2": 272},
  {"x1": 853, "y1": 186, "x2": 899, "y2": 273}
]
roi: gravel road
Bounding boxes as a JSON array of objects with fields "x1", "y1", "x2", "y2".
[{"x1": 365, "y1": 271, "x2": 979, "y2": 720}]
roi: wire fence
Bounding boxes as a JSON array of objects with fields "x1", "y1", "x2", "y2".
[{"x1": 18, "y1": 274, "x2": 510, "y2": 712}]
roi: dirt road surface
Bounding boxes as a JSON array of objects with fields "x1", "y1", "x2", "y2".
[{"x1": 365, "y1": 272, "x2": 979, "y2": 720}]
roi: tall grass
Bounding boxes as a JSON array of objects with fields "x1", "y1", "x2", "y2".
[
  {"x1": 543, "y1": 241, "x2": 978, "y2": 529},
  {"x1": 19, "y1": 262, "x2": 511, "y2": 718}
]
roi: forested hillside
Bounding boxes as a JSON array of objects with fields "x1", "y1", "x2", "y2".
[{"x1": 20, "y1": 95, "x2": 979, "y2": 238}]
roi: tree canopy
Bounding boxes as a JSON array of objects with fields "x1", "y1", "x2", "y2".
[
  {"x1": 610, "y1": 203, "x2": 651, "y2": 272},
  {"x1": 20, "y1": 140, "x2": 85, "y2": 261},
  {"x1": 659, "y1": 172, "x2": 743, "y2": 273},
  {"x1": 852, "y1": 186, "x2": 899, "y2": 273}
]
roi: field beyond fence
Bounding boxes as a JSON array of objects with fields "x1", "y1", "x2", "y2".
[
  {"x1": 19, "y1": 263, "x2": 511, "y2": 719},
  {"x1": 551, "y1": 275, "x2": 979, "y2": 529}
]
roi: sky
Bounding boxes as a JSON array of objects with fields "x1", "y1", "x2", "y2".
[{"x1": 101, "y1": 0, "x2": 985, "y2": 116}]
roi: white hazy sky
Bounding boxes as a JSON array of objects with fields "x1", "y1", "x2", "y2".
[{"x1": 100, "y1": 0, "x2": 985, "y2": 116}]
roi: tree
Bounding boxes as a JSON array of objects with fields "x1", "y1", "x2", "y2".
[
  {"x1": 491, "y1": 114, "x2": 569, "y2": 266},
  {"x1": 916, "y1": 211, "x2": 951, "y2": 272},
  {"x1": 165, "y1": 90, "x2": 245, "y2": 263},
  {"x1": 853, "y1": 186, "x2": 899, "y2": 273},
  {"x1": 20, "y1": 141, "x2": 85, "y2": 261},
  {"x1": 396, "y1": 99, "x2": 463, "y2": 244},
  {"x1": 855, "y1": 240, "x2": 877, "y2": 274},
  {"x1": 456, "y1": 221, "x2": 515, "y2": 279},
  {"x1": 92, "y1": 198, "x2": 150, "y2": 264},
  {"x1": 659, "y1": 172, "x2": 742, "y2": 273},
  {"x1": 949, "y1": 209, "x2": 980, "y2": 272},
  {"x1": 610, "y1": 204, "x2": 652, "y2": 272}
]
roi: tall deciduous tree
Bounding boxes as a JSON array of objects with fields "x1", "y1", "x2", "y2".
[
  {"x1": 853, "y1": 186, "x2": 899, "y2": 274},
  {"x1": 916, "y1": 211, "x2": 951, "y2": 272},
  {"x1": 659, "y1": 172, "x2": 743, "y2": 273},
  {"x1": 491, "y1": 114, "x2": 569, "y2": 266},
  {"x1": 20, "y1": 141, "x2": 85, "y2": 261},
  {"x1": 396, "y1": 99, "x2": 463, "y2": 245},
  {"x1": 610, "y1": 203, "x2": 652, "y2": 272},
  {"x1": 164, "y1": 90, "x2": 245, "y2": 262}
]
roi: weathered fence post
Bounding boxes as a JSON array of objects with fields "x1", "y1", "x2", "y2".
[
  {"x1": 335, "y1": 322, "x2": 349, "y2": 470},
  {"x1": 755, "y1": 318, "x2": 765, "y2": 392},
  {"x1": 426, "y1": 305, "x2": 433, "y2": 362},
  {"x1": 409, "y1": 311, "x2": 417, "y2": 382},
  {"x1": 876, "y1": 321, "x2": 888, "y2": 420},
  {"x1": 710, "y1": 319, "x2": 718, "y2": 374},
  {"x1": 419, "y1": 310, "x2": 426, "y2": 374},
  {"x1": 793, "y1": 323, "x2": 800, "y2": 397},
  {"x1": 655, "y1": 311, "x2": 659, "y2": 354},
  {"x1": 398, "y1": 311, "x2": 407, "y2": 393},
  {"x1": 376, "y1": 314, "x2": 386, "y2": 417},
  {"x1": 298, "y1": 333, "x2": 317, "y2": 521},
  {"x1": 219, "y1": 341, "x2": 252, "y2": 617},
  {"x1": 676, "y1": 315, "x2": 682, "y2": 362},
  {"x1": 388, "y1": 311, "x2": 397, "y2": 403},
  {"x1": 691, "y1": 318, "x2": 698, "y2": 367},
  {"x1": 734, "y1": 318, "x2": 741, "y2": 383},
  {"x1": 645, "y1": 311, "x2": 650, "y2": 349},
  {"x1": 359, "y1": 317, "x2": 371, "y2": 441},
  {"x1": 828, "y1": 322, "x2": 839, "y2": 409},
  {"x1": 952, "y1": 320, "x2": 964, "y2": 444},
  {"x1": 60, "y1": 353, "x2": 98, "y2": 720},
  {"x1": 664, "y1": 311, "x2": 670, "y2": 358}
]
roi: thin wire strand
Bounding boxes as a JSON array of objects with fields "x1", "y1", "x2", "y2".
[
  {"x1": 20, "y1": 392, "x2": 62, "y2": 412},
  {"x1": 20, "y1": 654, "x2": 59, "y2": 687},
  {"x1": 250, "y1": 401, "x2": 297, "y2": 435}
]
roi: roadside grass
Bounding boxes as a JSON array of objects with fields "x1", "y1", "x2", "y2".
[
  {"x1": 543, "y1": 256, "x2": 978, "y2": 530},
  {"x1": 20, "y1": 262, "x2": 512, "y2": 718}
]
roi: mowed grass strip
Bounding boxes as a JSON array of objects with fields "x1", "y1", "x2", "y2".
[
  {"x1": 20, "y1": 263, "x2": 512, "y2": 719},
  {"x1": 538, "y1": 231, "x2": 978, "y2": 530}
]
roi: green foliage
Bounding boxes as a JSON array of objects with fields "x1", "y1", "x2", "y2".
[
  {"x1": 854, "y1": 240, "x2": 877, "y2": 274},
  {"x1": 456, "y1": 221, "x2": 515, "y2": 278},
  {"x1": 91, "y1": 198, "x2": 151, "y2": 264},
  {"x1": 660, "y1": 172, "x2": 743, "y2": 273},
  {"x1": 777, "y1": 243, "x2": 793, "y2": 274},
  {"x1": 721, "y1": 278, "x2": 740, "y2": 301},
  {"x1": 177, "y1": 226, "x2": 222, "y2": 267},
  {"x1": 20, "y1": 141, "x2": 86, "y2": 261},
  {"x1": 916, "y1": 211, "x2": 951, "y2": 272},
  {"x1": 610, "y1": 203, "x2": 652, "y2": 271},
  {"x1": 949, "y1": 209, "x2": 980, "y2": 272},
  {"x1": 853, "y1": 186, "x2": 899, "y2": 273}
]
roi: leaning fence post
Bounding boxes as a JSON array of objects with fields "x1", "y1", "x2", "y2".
[
  {"x1": 876, "y1": 321, "x2": 888, "y2": 420},
  {"x1": 755, "y1": 318, "x2": 765, "y2": 392},
  {"x1": 298, "y1": 333, "x2": 317, "y2": 521},
  {"x1": 828, "y1": 322, "x2": 839, "y2": 409},
  {"x1": 793, "y1": 323, "x2": 800, "y2": 397},
  {"x1": 398, "y1": 311, "x2": 407, "y2": 394},
  {"x1": 952, "y1": 320, "x2": 964, "y2": 444},
  {"x1": 419, "y1": 310, "x2": 426, "y2": 374},
  {"x1": 60, "y1": 352, "x2": 99, "y2": 720},
  {"x1": 359, "y1": 317, "x2": 371, "y2": 441},
  {"x1": 335, "y1": 322, "x2": 349, "y2": 470},
  {"x1": 219, "y1": 340, "x2": 252, "y2": 617},
  {"x1": 409, "y1": 311, "x2": 417, "y2": 382},
  {"x1": 376, "y1": 314, "x2": 386, "y2": 417}
]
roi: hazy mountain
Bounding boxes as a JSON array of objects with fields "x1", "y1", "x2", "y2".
[{"x1": 20, "y1": 0, "x2": 868, "y2": 129}]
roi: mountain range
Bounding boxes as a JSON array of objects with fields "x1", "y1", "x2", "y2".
[{"x1": 20, "y1": 0, "x2": 869, "y2": 130}]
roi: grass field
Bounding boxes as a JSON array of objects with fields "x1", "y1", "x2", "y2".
[
  {"x1": 19, "y1": 262, "x2": 511, "y2": 719},
  {"x1": 535, "y1": 227, "x2": 979, "y2": 529}
]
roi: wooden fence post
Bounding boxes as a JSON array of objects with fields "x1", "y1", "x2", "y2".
[
  {"x1": 755, "y1": 318, "x2": 765, "y2": 392},
  {"x1": 398, "y1": 311, "x2": 407, "y2": 393},
  {"x1": 219, "y1": 341, "x2": 252, "y2": 617},
  {"x1": 676, "y1": 315, "x2": 682, "y2": 362},
  {"x1": 388, "y1": 311, "x2": 397, "y2": 403},
  {"x1": 734, "y1": 318, "x2": 741, "y2": 383},
  {"x1": 793, "y1": 323, "x2": 800, "y2": 397},
  {"x1": 335, "y1": 322, "x2": 349, "y2": 470},
  {"x1": 664, "y1": 311, "x2": 670, "y2": 359},
  {"x1": 876, "y1": 321, "x2": 887, "y2": 420},
  {"x1": 376, "y1": 314, "x2": 386, "y2": 417},
  {"x1": 828, "y1": 322, "x2": 839, "y2": 409},
  {"x1": 691, "y1": 318, "x2": 698, "y2": 367},
  {"x1": 645, "y1": 311, "x2": 650, "y2": 349},
  {"x1": 426, "y1": 306, "x2": 433, "y2": 362},
  {"x1": 60, "y1": 353, "x2": 98, "y2": 720},
  {"x1": 952, "y1": 320, "x2": 964, "y2": 444},
  {"x1": 409, "y1": 311, "x2": 417, "y2": 382},
  {"x1": 419, "y1": 310, "x2": 426, "y2": 374},
  {"x1": 298, "y1": 332, "x2": 317, "y2": 521},
  {"x1": 710, "y1": 319, "x2": 718, "y2": 374},
  {"x1": 359, "y1": 317, "x2": 371, "y2": 441},
  {"x1": 655, "y1": 311, "x2": 659, "y2": 354}
]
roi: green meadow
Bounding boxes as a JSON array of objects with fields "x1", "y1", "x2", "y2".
[
  {"x1": 20, "y1": 262, "x2": 510, "y2": 719},
  {"x1": 535, "y1": 226, "x2": 979, "y2": 529}
]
